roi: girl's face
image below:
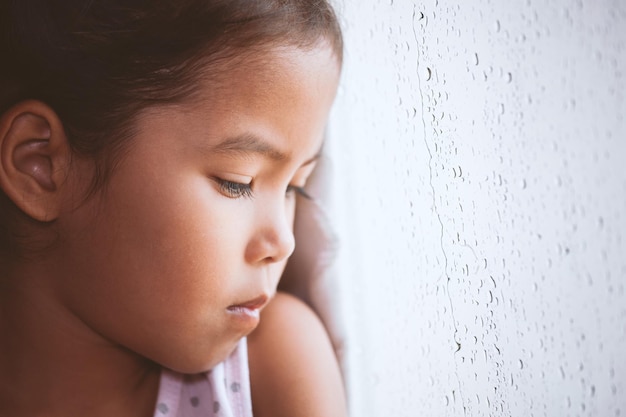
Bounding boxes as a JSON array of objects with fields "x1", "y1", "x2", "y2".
[{"x1": 54, "y1": 44, "x2": 340, "y2": 372}]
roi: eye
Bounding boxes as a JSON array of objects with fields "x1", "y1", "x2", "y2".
[
  {"x1": 216, "y1": 179, "x2": 253, "y2": 199},
  {"x1": 286, "y1": 185, "x2": 312, "y2": 200}
]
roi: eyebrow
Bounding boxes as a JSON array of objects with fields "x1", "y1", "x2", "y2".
[
  {"x1": 211, "y1": 134, "x2": 288, "y2": 161},
  {"x1": 209, "y1": 133, "x2": 322, "y2": 166}
]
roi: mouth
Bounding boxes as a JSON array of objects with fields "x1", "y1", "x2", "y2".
[{"x1": 227, "y1": 294, "x2": 269, "y2": 320}]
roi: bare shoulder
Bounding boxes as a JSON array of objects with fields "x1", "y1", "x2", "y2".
[{"x1": 247, "y1": 291, "x2": 347, "y2": 417}]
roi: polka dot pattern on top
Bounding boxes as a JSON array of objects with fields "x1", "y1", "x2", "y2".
[{"x1": 152, "y1": 338, "x2": 253, "y2": 417}]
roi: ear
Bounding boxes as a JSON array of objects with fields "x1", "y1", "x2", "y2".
[{"x1": 0, "y1": 100, "x2": 71, "y2": 222}]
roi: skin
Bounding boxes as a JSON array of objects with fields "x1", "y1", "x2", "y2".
[
  {"x1": 0, "y1": 43, "x2": 345, "y2": 417},
  {"x1": 249, "y1": 292, "x2": 348, "y2": 417}
]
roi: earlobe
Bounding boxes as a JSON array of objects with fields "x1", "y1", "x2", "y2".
[{"x1": 0, "y1": 100, "x2": 70, "y2": 222}]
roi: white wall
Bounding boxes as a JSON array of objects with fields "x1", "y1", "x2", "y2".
[{"x1": 327, "y1": 1, "x2": 626, "y2": 416}]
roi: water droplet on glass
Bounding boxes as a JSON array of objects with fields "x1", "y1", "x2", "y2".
[
  {"x1": 423, "y1": 66, "x2": 432, "y2": 81},
  {"x1": 473, "y1": 52, "x2": 479, "y2": 66},
  {"x1": 520, "y1": 178, "x2": 527, "y2": 189},
  {"x1": 555, "y1": 176, "x2": 563, "y2": 187}
]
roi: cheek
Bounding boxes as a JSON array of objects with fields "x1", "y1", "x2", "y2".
[
  {"x1": 56, "y1": 175, "x2": 253, "y2": 366},
  {"x1": 62, "y1": 173, "x2": 251, "y2": 304},
  {"x1": 118, "y1": 177, "x2": 249, "y2": 276}
]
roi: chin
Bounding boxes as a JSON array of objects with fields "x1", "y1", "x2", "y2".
[{"x1": 159, "y1": 338, "x2": 242, "y2": 374}]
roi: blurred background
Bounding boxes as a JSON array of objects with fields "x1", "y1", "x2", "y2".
[{"x1": 325, "y1": 1, "x2": 626, "y2": 415}]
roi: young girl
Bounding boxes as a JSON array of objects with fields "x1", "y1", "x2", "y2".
[{"x1": 0, "y1": 1, "x2": 347, "y2": 416}]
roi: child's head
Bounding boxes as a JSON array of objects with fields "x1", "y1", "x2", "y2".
[
  {"x1": 0, "y1": 0, "x2": 342, "y2": 254},
  {"x1": 0, "y1": 0, "x2": 341, "y2": 372}
]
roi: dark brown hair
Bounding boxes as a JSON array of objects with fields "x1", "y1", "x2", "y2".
[{"x1": 0, "y1": 0, "x2": 343, "y2": 255}]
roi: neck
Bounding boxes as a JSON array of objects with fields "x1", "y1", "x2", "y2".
[{"x1": 0, "y1": 262, "x2": 160, "y2": 417}]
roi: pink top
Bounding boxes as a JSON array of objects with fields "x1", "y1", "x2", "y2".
[{"x1": 152, "y1": 338, "x2": 253, "y2": 417}]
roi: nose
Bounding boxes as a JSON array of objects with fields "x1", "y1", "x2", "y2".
[{"x1": 245, "y1": 201, "x2": 296, "y2": 265}]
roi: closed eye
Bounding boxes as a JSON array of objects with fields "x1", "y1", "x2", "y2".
[
  {"x1": 286, "y1": 185, "x2": 312, "y2": 200},
  {"x1": 216, "y1": 179, "x2": 253, "y2": 199}
]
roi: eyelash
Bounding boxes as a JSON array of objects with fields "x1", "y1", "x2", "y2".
[
  {"x1": 287, "y1": 185, "x2": 312, "y2": 200},
  {"x1": 217, "y1": 179, "x2": 312, "y2": 200},
  {"x1": 218, "y1": 179, "x2": 253, "y2": 199}
]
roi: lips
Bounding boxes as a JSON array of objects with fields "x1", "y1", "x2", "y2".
[{"x1": 227, "y1": 294, "x2": 269, "y2": 320}]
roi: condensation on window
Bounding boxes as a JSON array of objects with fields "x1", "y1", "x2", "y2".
[{"x1": 327, "y1": 1, "x2": 626, "y2": 416}]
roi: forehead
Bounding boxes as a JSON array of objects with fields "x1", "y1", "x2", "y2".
[
  {"x1": 204, "y1": 43, "x2": 340, "y2": 107},
  {"x1": 209, "y1": 44, "x2": 337, "y2": 110},
  {"x1": 206, "y1": 45, "x2": 340, "y2": 154},
  {"x1": 135, "y1": 43, "x2": 340, "y2": 162}
]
